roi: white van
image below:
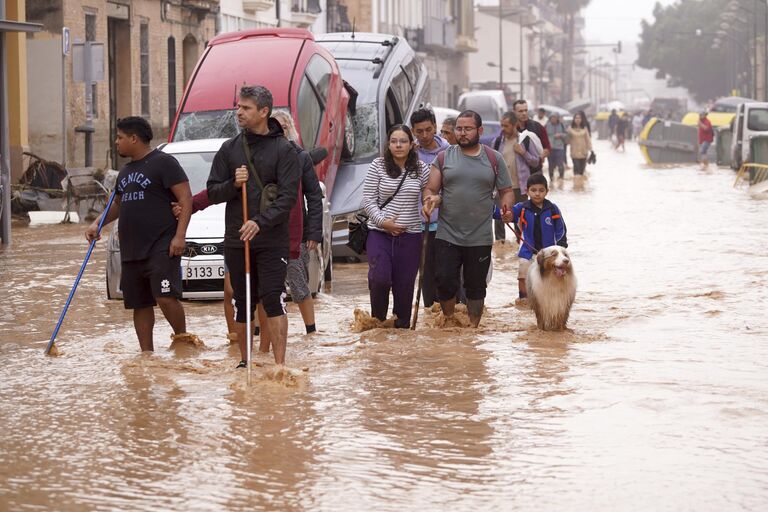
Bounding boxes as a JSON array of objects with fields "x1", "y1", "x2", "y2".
[
  {"x1": 457, "y1": 90, "x2": 508, "y2": 122},
  {"x1": 730, "y1": 102, "x2": 768, "y2": 170}
]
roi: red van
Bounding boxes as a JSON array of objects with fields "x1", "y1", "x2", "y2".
[{"x1": 169, "y1": 28, "x2": 353, "y2": 197}]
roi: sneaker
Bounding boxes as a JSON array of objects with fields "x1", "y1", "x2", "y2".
[{"x1": 236, "y1": 360, "x2": 248, "y2": 369}]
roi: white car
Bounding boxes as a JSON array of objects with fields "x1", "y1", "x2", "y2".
[{"x1": 106, "y1": 138, "x2": 332, "y2": 300}]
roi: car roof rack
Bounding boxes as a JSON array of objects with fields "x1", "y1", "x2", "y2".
[{"x1": 325, "y1": 37, "x2": 399, "y2": 79}]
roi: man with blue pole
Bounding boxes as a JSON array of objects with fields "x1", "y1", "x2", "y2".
[{"x1": 83, "y1": 117, "x2": 194, "y2": 352}]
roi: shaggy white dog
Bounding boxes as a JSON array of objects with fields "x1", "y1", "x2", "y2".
[{"x1": 526, "y1": 246, "x2": 577, "y2": 331}]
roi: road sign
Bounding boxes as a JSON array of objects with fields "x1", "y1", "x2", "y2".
[
  {"x1": 62, "y1": 27, "x2": 70, "y2": 56},
  {"x1": 72, "y1": 42, "x2": 105, "y2": 83}
]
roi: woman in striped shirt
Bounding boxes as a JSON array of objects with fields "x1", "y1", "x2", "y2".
[{"x1": 363, "y1": 124, "x2": 430, "y2": 328}]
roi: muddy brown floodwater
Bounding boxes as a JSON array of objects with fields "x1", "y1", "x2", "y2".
[{"x1": 1, "y1": 140, "x2": 767, "y2": 511}]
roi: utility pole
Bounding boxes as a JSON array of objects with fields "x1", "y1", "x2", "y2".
[{"x1": 498, "y1": 0, "x2": 503, "y2": 91}]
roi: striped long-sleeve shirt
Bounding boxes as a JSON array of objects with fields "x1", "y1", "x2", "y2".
[{"x1": 363, "y1": 157, "x2": 430, "y2": 234}]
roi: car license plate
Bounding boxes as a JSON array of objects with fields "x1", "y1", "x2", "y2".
[{"x1": 183, "y1": 264, "x2": 225, "y2": 280}]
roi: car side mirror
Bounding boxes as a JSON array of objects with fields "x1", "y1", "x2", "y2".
[{"x1": 310, "y1": 146, "x2": 329, "y2": 165}]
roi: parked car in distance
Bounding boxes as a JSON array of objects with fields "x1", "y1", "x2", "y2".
[
  {"x1": 106, "y1": 138, "x2": 333, "y2": 300},
  {"x1": 730, "y1": 101, "x2": 768, "y2": 170},
  {"x1": 316, "y1": 32, "x2": 430, "y2": 258},
  {"x1": 433, "y1": 106, "x2": 460, "y2": 128},
  {"x1": 457, "y1": 90, "x2": 507, "y2": 123}
]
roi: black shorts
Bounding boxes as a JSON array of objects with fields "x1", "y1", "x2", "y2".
[
  {"x1": 434, "y1": 238, "x2": 492, "y2": 301},
  {"x1": 225, "y1": 245, "x2": 288, "y2": 321},
  {"x1": 121, "y1": 251, "x2": 182, "y2": 309}
]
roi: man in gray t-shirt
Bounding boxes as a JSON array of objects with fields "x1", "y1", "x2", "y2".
[{"x1": 423, "y1": 110, "x2": 515, "y2": 327}]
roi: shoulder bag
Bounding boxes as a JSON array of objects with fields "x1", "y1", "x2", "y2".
[
  {"x1": 346, "y1": 169, "x2": 409, "y2": 255},
  {"x1": 241, "y1": 134, "x2": 279, "y2": 213}
]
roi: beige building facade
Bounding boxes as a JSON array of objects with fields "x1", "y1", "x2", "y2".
[{"x1": 25, "y1": 0, "x2": 218, "y2": 171}]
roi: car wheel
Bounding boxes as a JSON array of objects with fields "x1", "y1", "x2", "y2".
[{"x1": 341, "y1": 109, "x2": 355, "y2": 160}]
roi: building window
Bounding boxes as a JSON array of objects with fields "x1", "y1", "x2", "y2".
[
  {"x1": 168, "y1": 37, "x2": 176, "y2": 124},
  {"x1": 140, "y1": 22, "x2": 150, "y2": 117},
  {"x1": 85, "y1": 13, "x2": 98, "y2": 118}
]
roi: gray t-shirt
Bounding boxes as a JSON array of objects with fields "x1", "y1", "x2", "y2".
[{"x1": 435, "y1": 145, "x2": 513, "y2": 246}]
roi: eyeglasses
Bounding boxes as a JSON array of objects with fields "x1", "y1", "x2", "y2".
[{"x1": 454, "y1": 126, "x2": 477, "y2": 133}]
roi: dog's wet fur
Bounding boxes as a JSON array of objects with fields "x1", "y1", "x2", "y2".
[{"x1": 526, "y1": 246, "x2": 577, "y2": 331}]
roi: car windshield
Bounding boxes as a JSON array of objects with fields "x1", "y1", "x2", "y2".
[
  {"x1": 711, "y1": 102, "x2": 738, "y2": 113},
  {"x1": 170, "y1": 152, "x2": 216, "y2": 194},
  {"x1": 747, "y1": 108, "x2": 768, "y2": 131},
  {"x1": 173, "y1": 106, "x2": 290, "y2": 142}
]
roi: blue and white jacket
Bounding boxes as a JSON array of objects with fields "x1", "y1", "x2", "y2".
[{"x1": 511, "y1": 199, "x2": 566, "y2": 260}]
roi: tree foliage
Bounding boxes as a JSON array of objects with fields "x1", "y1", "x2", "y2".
[{"x1": 637, "y1": 0, "x2": 737, "y2": 102}]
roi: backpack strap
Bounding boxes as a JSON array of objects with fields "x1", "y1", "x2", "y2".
[
  {"x1": 435, "y1": 149, "x2": 447, "y2": 173},
  {"x1": 482, "y1": 145, "x2": 499, "y2": 176},
  {"x1": 493, "y1": 135, "x2": 501, "y2": 151}
]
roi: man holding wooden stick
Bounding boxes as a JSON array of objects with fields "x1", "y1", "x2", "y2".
[{"x1": 207, "y1": 85, "x2": 299, "y2": 369}]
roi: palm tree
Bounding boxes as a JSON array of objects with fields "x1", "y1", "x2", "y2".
[{"x1": 552, "y1": 0, "x2": 592, "y2": 103}]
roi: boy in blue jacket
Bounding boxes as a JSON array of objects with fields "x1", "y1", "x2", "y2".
[{"x1": 510, "y1": 174, "x2": 567, "y2": 299}]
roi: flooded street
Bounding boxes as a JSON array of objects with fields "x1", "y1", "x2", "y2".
[{"x1": 1, "y1": 140, "x2": 767, "y2": 510}]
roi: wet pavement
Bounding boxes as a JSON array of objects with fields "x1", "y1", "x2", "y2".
[{"x1": 1, "y1": 140, "x2": 767, "y2": 511}]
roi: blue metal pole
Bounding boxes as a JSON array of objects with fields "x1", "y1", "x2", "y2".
[{"x1": 45, "y1": 189, "x2": 117, "y2": 355}]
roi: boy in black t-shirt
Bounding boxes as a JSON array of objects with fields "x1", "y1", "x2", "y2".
[{"x1": 86, "y1": 117, "x2": 196, "y2": 352}]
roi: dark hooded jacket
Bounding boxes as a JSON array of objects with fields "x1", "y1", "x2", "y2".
[{"x1": 207, "y1": 118, "x2": 300, "y2": 249}]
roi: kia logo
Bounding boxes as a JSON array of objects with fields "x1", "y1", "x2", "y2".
[{"x1": 200, "y1": 244, "x2": 217, "y2": 255}]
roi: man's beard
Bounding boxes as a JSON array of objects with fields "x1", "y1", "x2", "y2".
[{"x1": 457, "y1": 133, "x2": 480, "y2": 148}]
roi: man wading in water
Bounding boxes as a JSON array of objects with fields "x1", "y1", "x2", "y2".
[
  {"x1": 207, "y1": 85, "x2": 299, "y2": 369},
  {"x1": 422, "y1": 110, "x2": 515, "y2": 327},
  {"x1": 85, "y1": 117, "x2": 194, "y2": 351}
]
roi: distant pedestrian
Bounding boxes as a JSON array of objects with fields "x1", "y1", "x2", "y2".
[
  {"x1": 363, "y1": 124, "x2": 430, "y2": 328},
  {"x1": 698, "y1": 111, "x2": 714, "y2": 170},
  {"x1": 632, "y1": 112, "x2": 644, "y2": 139},
  {"x1": 545, "y1": 113, "x2": 567, "y2": 180},
  {"x1": 512, "y1": 99, "x2": 549, "y2": 173},
  {"x1": 642, "y1": 110, "x2": 653, "y2": 127},
  {"x1": 423, "y1": 110, "x2": 515, "y2": 327},
  {"x1": 410, "y1": 108, "x2": 449, "y2": 308},
  {"x1": 534, "y1": 107, "x2": 548, "y2": 126},
  {"x1": 608, "y1": 109, "x2": 619, "y2": 145},
  {"x1": 616, "y1": 113, "x2": 629, "y2": 152},
  {"x1": 493, "y1": 110, "x2": 539, "y2": 241},
  {"x1": 85, "y1": 116, "x2": 194, "y2": 352},
  {"x1": 568, "y1": 111, "x2": 592, "y2": 189},
  {"x1": 441, "y1": 117, "x2": 458, "y2": 145}
]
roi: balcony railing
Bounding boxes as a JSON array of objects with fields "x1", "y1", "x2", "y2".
[
  {"x1": 291, "y1": 0, "x2": 322, "y2": 27},
  {"x1": 243, "y1": 0, "x2": 275, "y2": 12}
]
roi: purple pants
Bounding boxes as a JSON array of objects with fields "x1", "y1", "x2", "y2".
[{"x1": 366, "y1": 229, "x2": 423, "y2": 328}]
